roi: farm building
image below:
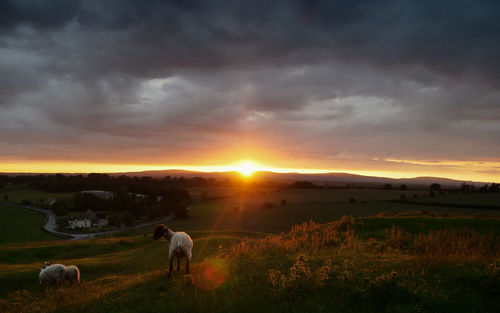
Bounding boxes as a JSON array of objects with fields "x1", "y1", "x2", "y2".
[{"x1": 68, "y1": 218, "x2": 91, "y2": 229}]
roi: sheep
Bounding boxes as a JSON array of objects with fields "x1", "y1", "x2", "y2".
[
  {"x1": 41, "y1": 261, "x2": 80, "y2": 286},
  {"x1": 153, "y1": 224, "x2": 193, "y2": 277},
  {"x1": 64, "y1": 265, "x2": 80, "y2": 285},
  {"x1": 39, "y1": 263, "x2": 66, "y2": 288}
]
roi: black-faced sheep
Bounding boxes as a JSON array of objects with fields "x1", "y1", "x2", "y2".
[{"x1": 153, "y1": 224, "x2": 193, "y2": 277}]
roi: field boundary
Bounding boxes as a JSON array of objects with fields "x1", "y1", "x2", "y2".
[{"x1": 389, "y1": 199, "x2": 500, "y2": 210}]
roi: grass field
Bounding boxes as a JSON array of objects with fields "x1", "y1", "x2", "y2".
[
  {"x1": 416, "y1": 193, "x2": 500, "y2": 206},
  {"x1": 0, "y1": 214, "x2": 498, "y2": 313},
  {"x1": 0, "y1": 203, "x2": 58, "y2": 244},
  {"x1": 189, "y1": 187, "x2": 427, "y2": 203},
  {"x1": 0, "y1": 186, "x2": 74, "y2": 205},
  {"x1": 1, "y1": 187, "x2": 499, "y2": 312},
  {"x1": 163, "y1": 188, "x2": 500, "y2": 234}
]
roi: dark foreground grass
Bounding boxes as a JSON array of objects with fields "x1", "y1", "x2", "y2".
[{"x1": 0, "y1": 214, "x2": 498, "y2": 313}]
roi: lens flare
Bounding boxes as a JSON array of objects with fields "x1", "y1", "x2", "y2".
[
  {"x1": 190, "y1": 261, "x2": 227, "y2": 290},
  {"x1": 235, "y1": 160, "x2": 258, "y2": 177}
]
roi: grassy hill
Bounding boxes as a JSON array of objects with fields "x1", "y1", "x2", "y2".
[{"x1": 0, "y1": 214, "x2": 498, "y2": 313}]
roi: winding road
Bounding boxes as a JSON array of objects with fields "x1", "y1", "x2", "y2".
[{"x1": 1, "y1": 201, "x2": 174, "y2": 240}]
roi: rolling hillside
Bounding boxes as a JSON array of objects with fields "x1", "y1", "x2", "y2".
[{"x1": 0, "y1": 214, "x2": 498, "y2": 313}]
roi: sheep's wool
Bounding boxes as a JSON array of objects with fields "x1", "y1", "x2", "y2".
[
  {"x1": 169, "y1": 232, "x2": 193, "y2": 260},
  {"x1": 39, "y1": 264, "x2": 66, "y2": 285},
  {"x1": 65, "y1": 265, "x2": 80, "y2": 284}
]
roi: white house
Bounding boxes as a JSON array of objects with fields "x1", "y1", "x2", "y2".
[{"x1": 68, "y1": 218, "x2": 91, "y2": 229}]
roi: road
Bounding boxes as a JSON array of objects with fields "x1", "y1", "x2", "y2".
[{"x1": 1, "y1": 201, "x2": 174, "y2": 240}]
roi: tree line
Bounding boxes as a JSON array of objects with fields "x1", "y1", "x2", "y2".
[{"x1": 0, "y1": 174, "x2": 195, "y2": 226}]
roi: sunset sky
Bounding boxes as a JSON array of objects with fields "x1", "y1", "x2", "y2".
[{"x1": 1, "y1": 1, "x2": 499, "y2": 182}]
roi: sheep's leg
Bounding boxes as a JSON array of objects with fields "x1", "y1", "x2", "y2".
[
  {"x1": 186, "y1": 259, "x2": 190, "y2": 274},
  {"x1": 177, "y1": 257, "x2": 181, "y2": 271},
  {"x1": 168, "y1": 258, "x2": 173, "y2": 278}
]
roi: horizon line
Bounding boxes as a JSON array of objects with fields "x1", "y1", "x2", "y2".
[{"x1": 0, "y1": 168, "x2": 489, "y2": 184}]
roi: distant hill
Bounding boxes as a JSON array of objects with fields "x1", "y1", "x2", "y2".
[
  {"x1": 111, "y1": 169, "x2": 481, "y2": 187},
  {"x1": 1, "y1": 169, "x2": 486, "y2": 187}
]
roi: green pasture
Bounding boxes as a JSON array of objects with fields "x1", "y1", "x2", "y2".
[
  {"x1": 165, "y1": 191, "x2": 500, "y2": 234},
  {"x1": 417, "y1": 192, "x2": 500, "y2": 206},
  {"x1": 0, "y1": 215, "x2": 498, "y2": 313},
  {"x1": 189, "y1": 187, "x2": 427, "y2": 204},
  {"x1": 0, "y1": 203, "x2": 58, "y2": 244},
  {"x1": 0, "y1": 188, "x2": 74, "y2": 205}
]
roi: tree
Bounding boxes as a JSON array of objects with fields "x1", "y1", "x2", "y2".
[
  {"x1": 479, "y1": 184, "x2": 488, "y2": 193},
  {"x1": 74, "y1": 192, "x2": 110, "y2": 211},
  {"x1": 52, "y1": 201, "x2": 68, "y2": 216},
  {"x1": 288, "y1": 181, "x2": 322, "y2": 189},
  {"x1": 429, "y1": 183, "x2": 441, "y2": 191},
  {"x1": 488, "y1": 183, "x2": 499, "y2": 193},
  {"x1": 383, "y1": 184, "x2": 393, "y2": 190}
]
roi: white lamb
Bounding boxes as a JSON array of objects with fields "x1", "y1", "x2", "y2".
[
  {"x1": 39, "y1": 263, "x2": 66, "y2": 288},
  {"x1": 64, "y1": 265, "x2": 80, "y2": 285},
  {"x1": 153, "y1": 224, "x2": 193, "y2": 277}
]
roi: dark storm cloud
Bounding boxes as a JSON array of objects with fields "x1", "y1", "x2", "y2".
[
  {"x1": 2, "y1": 0, "x2": 499, "y2": 80},
  {"x1": 0, "y1": 0, "x2": 81, "y2": 31},
  {"x1": 1, "y1": 0, "x2": 500, "y2": 172}
]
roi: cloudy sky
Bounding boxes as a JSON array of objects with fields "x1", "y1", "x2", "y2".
[{"x1": 1, "y1": 0, "x2": 499, "y2": 181}]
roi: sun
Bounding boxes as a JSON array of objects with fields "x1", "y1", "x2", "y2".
[{"x1": 235, "y1": 160, "x2": 258, "y2": 177}]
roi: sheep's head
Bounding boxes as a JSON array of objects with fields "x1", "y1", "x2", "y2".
[
  {"x1": 43, "y1": 261, "x2": 53, "y2": 269},
  {"x1": 153, "y1": 224, "x2": 168, "y2": 240}
]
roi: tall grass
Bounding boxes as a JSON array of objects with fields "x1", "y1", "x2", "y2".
[{"x1": 413, "y1": 228, "x2": 498, "y2": 260}]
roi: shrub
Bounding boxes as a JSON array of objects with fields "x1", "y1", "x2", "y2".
[
  {"x1": 268, "y1": 255, "x2": 314, "y2": 290},
  {"x1": 387, "y1": 224, "x2": 410, "y2": 250},
  {"x1": 316, "y1": 259, "x2": 332, "y2": 287}
]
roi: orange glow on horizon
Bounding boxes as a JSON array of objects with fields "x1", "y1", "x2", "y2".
[
  {"x1": 232, "y1": 160, "x2": 258, "y2": 177},
  {"x1": 0, "y1": 159, "x2": 499, "y2": 183}
]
